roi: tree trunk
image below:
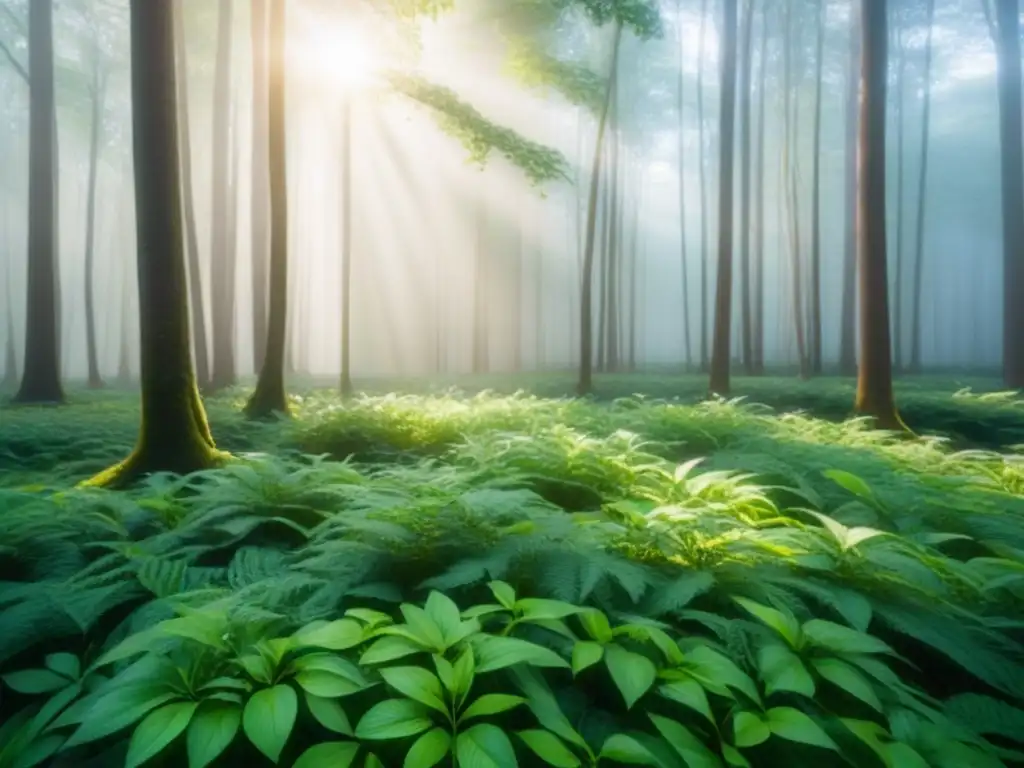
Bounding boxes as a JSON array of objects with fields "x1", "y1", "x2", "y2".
[
  {"x1": 577, "y1": 22, "x2": 622, "y2": 396},
  {"x1": 172, "y1": 0, "x2": 210, "y2": 389},
  {"x1": 3, "y1": 256, "x2": 16, "y2": 388},
  {"x1": 472, "y1": 191, "x2": 489, "y2": 374},
  {"x1": 854, "y1": 0, "x2": 905, "y2": 431},
  {"x1": 809, "y1": 0, "x2": 825, "y2": 375},
  {"x1": 85, "y1": 0, "x2": 224, "y2": 488},
  {"x1": 675, "y1": 0, "x2": 693, "y2": 369},
  {"x1": 245, "y1": 0, "x2": 290, "y2": 418},
  {"x1": 709, "y1": 0, "x2": 738, "y2": 395},
  {"x1": 250, "y1": 0, "x2": 270, "y2": 374},
  {"x1": 14, "y1": 0, "x2": 63, "y2": 404},
  {"x1": 752, "y1": 2, "x2": 768, "y2": 373},
  {"x1": 737, "y1": 0, "x2": 754, "y2": 374},
  {"x1": 839, "y1": 0, "x2": 861, "y2": 376},
  {"x1": 83, "y1": 59, "x2": 106, "y2": 389},
  {"x1": 994, "y1": 0, "x2": 1024, "y2": 388},
  {"x1": 892, "y1": 16, "x2": 907, "y2": 372},
  {"x1": 340, "y1": 98, "x2": 354, "y2": 396},
  {"x1": 696, "y1": 0, "x2": 710, "y2": 371},
  {"x1": 605, "y1": 108, "x2": 621, "y2": 373}
]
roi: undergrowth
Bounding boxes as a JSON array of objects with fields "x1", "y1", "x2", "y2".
[{"x1": 1, "y1": 376, "x2": 1023, "y2": 766}]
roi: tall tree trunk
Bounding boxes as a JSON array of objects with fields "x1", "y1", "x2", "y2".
[
  {"x1": 676, "y1": 0, "x2": 693, "y2": 368},
  {"x1": 577, "y1": 22, "x2": 622, "y2": 396},
  {"x1": 14, "y1": 0, "x2": 63, "y2": 404},
  {"x1": 3, "y1": 255, "x2": 16, "y2": 388},
  {"x1": 892, "y1": 16, "x2": 907, "y2": 372},
  {"x1": 854, "y1": 0, "x2": 905, "y2": 431},
  {"x1": 172, "y1": 0, "x2": 210, "y2": 389},
  {"x1": 250, "y1": 0, "x2": 270, "y2": 374},
  {"x1": 839, "y1": 0, "x2": 861, "y2": 375},
  {"x1": 83, "y1": 57, "x2": 106, "y2": 389},
  {"x1": 752, "y1": 2, "x2": 768, "y2": 373},
  {"x1": 245, "y1": 0, "x2": 289, "y2": 418},
  {"x1": 908, "y1": 0, "x2": 936, "y2": 373},
  {"x1": 597, "y1": 139, "x2": 611, "y2": 372},
  {"x1": 209, "y1": 0, "x2": 237, "y2": 390},
  {"x1": 605, "y1": 109, "x2": 621, "y2": 373},
  {"x1": 85, "y1": 0, "x2": 223, "y2": 488},
  {"x1": 696, "y1": 0, "x2": 710, "y2": 371},
  {"x1": 992, "y1": 0, "x2": 1024, "y2": 387},
  {"x1": 737, "y1": 0, "x2": 755, "y2": 374},
  {"x1": 709, "y1": 0, "x2": 738, "y2": 394},
  {"x1": 340, "y1": 98, "x2": 354, "y2": 396},
  {"x1": 472, "y1": 192, "x2": 489, "y2": 374},
  {"x1": 809, "y1": 0, "x2": 825, "y2": 375}
]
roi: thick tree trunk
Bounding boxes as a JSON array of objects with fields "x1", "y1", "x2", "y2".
[
  {"x1": 675, "y1": 0, "x2": 693, "y2": 369},
  {"x1": 245, "y1": 0, "x2": 289, "y2": 418},
  {"x1": 85, "y1": 0, "x2": 223, "y2": 488},
  {"x1": 14, "y1": 0, "x2": 63, "y2": 404},
  {"x1": 250, "y1": 0, "x2": 270, "y2": 374},
  {"x1": 172, "y1": 0, "x2": 210, "y2": 389},
  {"x1": 839, "y1": 0, "x2": 861, "y2": 375},
  {"x1": 709, "y1": 0, "x2": 738, "y2": 395},
  {"x1": 737, "y1": 0, "x2": 754, "y2": 374},
  {"x1": 809, "y1": 0, "x2": 825, "y2": 375},
  {"x1": 854, "y1": 0, "x2": 905, "y2": 431},
  {"x1": 84, "y1": 61, "x2": 106, "y2": 389},
  {"x1": 340, "y1": 98, "x2": 353, "y2": 396},
  {"x1": 696, "y1": 0, "x2": 709, "y2": 372},
  {"x1": 893, "y1": 17, "x2": 907, "y2": 372},
  {"x1": 577, "y1": 22, "x2": 622, "y2": 396}
]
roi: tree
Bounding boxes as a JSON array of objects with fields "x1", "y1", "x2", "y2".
[
  {"x1": 839, "y1": 0, "x2": 860, "y2": 376},
  {"x1": 675, "y1": 0, "x2": 692, "y2": 368},
  {"x1": 85, "y1": 0, "x2": 225, "y2": 488},
  {"x1": 340, "y1": 95, "x2": 354, "y2": 397},
  {"x1": 854, "y1": 0, "x2": 905, "y2": 431},
  {"x1": 708, "y1": 0, "x2": 738, "y2": 394},
  {"x1": 737, "y1": 0, "x2": 754, "y2": 374},
  {"x1": 13, "y1": 0, "x2": 63, "y2": 404},
  {"x1": 250, "y1": 0, "x2": 270, "y2": 374},
  {"x1": 695, "y1": 0, "x2": 710, "y2": 371},
  {"x1": 808, "y1": 0, "x2": 825, "y2": 375}
]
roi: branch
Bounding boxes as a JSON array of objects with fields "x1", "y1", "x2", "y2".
[
  {"x1": 0, "y1": 36, "x2": 27, "y2": 83},
  {"x1": 979, "y1": 0, "x2": 996, "y2": 43}
]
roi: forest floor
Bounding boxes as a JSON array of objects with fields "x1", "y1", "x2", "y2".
[{"x1": 1, "y1": 375, "x2": 1023, "y2": 766}]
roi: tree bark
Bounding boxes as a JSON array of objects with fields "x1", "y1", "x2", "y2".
[
  {"x1": 737, "y1": 0, "x2": 755, "y2": 374},
  {"x1": 809, "y1": 0, "x2": 825, "y2": 375},
  {"x1": 709, "y1": 0, "x2": 738, "y2": 395},
  {"x1": 752, "y1": 2, "x2": 768, "y2": 373},
  {"x1": 83, "y1": 55, "x2": 106, "y2": 389},
  {"x1": 854, "y1": 0, "x2": 905, "y2": 431},
  {"x1": 893, "y1": 15, "x2": 907, "y2": 372},
  {"x1": 696, "y1": 0, "x2": 710, "y2": 371},
  {"x1": 250, "y1": 0, "x2": 270, "y2": 374},
  {"x1": 839, "y1": 0, "x2": 861, "y2": 376},
  {"x1": 84, "y1": 0, "x2": 224, "y2": 488},
  {"x1": 675, "y1": 0, "x2": 693, "y2": 369},
  {"x1": 14, "y1": 0, "x2": 63, "y2": 404},
  {"x1": 245, "y1": 0, "x2": 290, "y2": 418}
]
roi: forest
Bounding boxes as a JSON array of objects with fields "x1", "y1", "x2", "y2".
[{"x1": 0, "y1": 0, "x2": 1023, "y2": 765}]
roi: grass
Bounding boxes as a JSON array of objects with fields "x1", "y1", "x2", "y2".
[{"x1": 1, "y1": 374, "x2": 1023, "y2": 767}]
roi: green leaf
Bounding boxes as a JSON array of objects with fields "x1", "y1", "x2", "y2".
[
  {"x1": 296, "y1": 671, "x2": 365, "y2": 698},
  {"x1": 658, "y1": 677, "x2": 715, "y2": 723},
  {"x1": 577, "y1": 610, "x2": 614, "y2": 644},
  {"x1": 365, "y1": 754, "x2": 385, "y2": 768},
  {"x1": 598, "y1": 733, "x2": 659, "y2": 765},
  {"x1": 516, "y1": 730, "x2": 580, "y2": 767},
  {"x1": 822, "y1": 469, "x2": 875, "y2": 501},
  {"x1": 305, "y1": 692, "x2": 353, "y2": 735},
  {"x1": 840, "y1": 719, "x2": 894, "y2": 765},
  {"x1": 242, "y1": 685, "x2": 298, "y2": 764},
  {"x1": 472, "y1": 635, "x2": 570, "y2": 674},
  {"x1": 293, "y1": 742, "x2": 360, "y2": 768},
  {"x1": 379, "y1": 666, "x2": 448, "y2": 714},
  {"x1": 648, "y1": 714, "x2": 722, "y2": 768},
  {"x1": 734, "y1": 598, "x2": 802, "y2": 648},
  {"x1": 811, "y1": 659, "x2": 882, "y2": 712},
  {"x1": 801, "y1": 620, "x2": 892, "y2": 655},
  {"x1": 765, "y1": 707, "x2": 837, "y2": 750},
  {"x1": 10, "y1": 733, "x2": 65, "y2": 768},
  {"x1": 510, "y1": 667, "x2": 586, "y2": 750},
  {"x1": 292, "y1": 654, "x2": 368, "y2": 685},
  {"x1": 452, "y1": 645, "x2": 476, "y2": 699},
  {"x1": 425, "y1": 592, "x2": 466, "y2": 645},
  {"x1": 355, "y1": 699, "x2": 434, "y2": 740},
  {"x1": 63, "y1": 689, "x2": 179, "y2": 748},
  {"x1": 516, "y1": 599, "x2": 584, "y2": 621},
  {"x1": 456, "y1": 723, "x2": 518, "y2": 768},
  {"x1": 293, "y1": 619, "x2": 364, "y2": 651},
  {"x1": 2, "y1": 669, "x2": 71, "y2": 694},
  {"x1": 361, "y1": 636, "x2": 426, "y2": 665},
  {"x1": 685, "y1": 645, "x2": 760, "y2": 704},
  {"x1": 125, "y1": 701, "x2": 198, "y2": 768},
  {"x1": 44, "y1": 653, "x2": 81, "y2": 680},
  {"x1": 757, "y1": 644, "x2": 815, "y2": 698},
  {"x1": 733, "y1": 712, "x2": 770, "y2": 748},
  {"x1": 461, "y1": 693, "x2": 526, "y2": 721},
  {"x1": 488, "y1": 582, "x2": 516, "y2": 610},
  {"x1": 884, "y1": 743, "x2": 930, "y2": 768},
  {"x1": 604, "y1": 645, "x2": 657, "y2": 709},
  {"x1": 571, "y1": 642, "x2": 604, "y2": 675},
  {"x1": 404, "y1": 727, "x2": 451, "y2": 768},
  {"x1": 721, "y1": 743, "x2": 751, "y2": 768},
  {"x1": 400, "y1": 604, "x2": 448, "y2": 651},
  {"x1": 186, "y1": 703, "x2": 241, "y2": 768}
]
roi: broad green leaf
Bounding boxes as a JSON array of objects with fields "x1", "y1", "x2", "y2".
[
  {"x1": 721, "y1": 743, "x2": 751, "y2": 767},
  {"x1": 293, "y1": 619, "x2": 364, "y2": 651},
  {"x1": 305, "y1": 692, "x2": 353, "y2": 735},
  {"x1": 461, "y1": 694, "x2": 526, "y2": 721},
  {"x1": 686, "y1": 645, "x2": 760, "y2": 704},
  {"x1": 648, "y1": 714, "x2": 722, "y2": 768},
  {"x1": 63, "y1": 689, "x2": 179, "y2": 748},
  {"x1": 425, "y1": 592, "x2": 465, "y2": 644},
  {"x1": 822, "y1": 469, "x2": 875, "y2": 501},
  {"x1": 456, "y1": 723, "x2": 518, "y2": 768},
  {"x1": 516, "y1": 599, "x2": 584, "y2": 621},
  {"x1": 811, "y1": 659, "x2": 881, "y2": 712},
  {"x1": 599, "y1": 733, "x2": 659, "y2": 764},
  {"x1": 379, "y1": 666, "x2": 448, "y2": 714},
  {"x1": 658, "y1": 677, "x2": 714, "y2": 723},
  {"x1": 242, "y1": 685, "x2": 297, "y2": 763},
  {"x1": 733, "y1": 598, "x2": 802, "y2": 648},
  {"x1": 400, "y1": 604, "x2": 447, "y2": 650},
  {"x1": 765, "y1": 707, "x2": 837, "y2": 750},
  {"x1": 10, "y1": 733, "x2": 65, "y2": 768},
  {"x1": 516, "y1": 730, "x2": 581, "y2": 767},
  {"x1": 292, "y1": 655, "x2": 367, "y2": 685},
  {"x1": 361, "y1": 636, "x2": 425, "y2": 665},
  {"x1": 571, "y1": 642, "x2": 604, "y2": 675},
  {"x1": 404, "y1": 727, "x2": 451, "y2": 768},
  {"x1": 355, "y1": 699, "x2": 434, "y2": 740},
  {"x1": 365, "y1": 755, "x2": 385, "y2": 768},
  {"x1": 186, "y1": 703, "x2": 241, "y2": 768},
  {"x1": 2, "y1": 669, "x2": 70, "y2": 695},
  {"x1": 434, "y1": 655, "x2": 456, "y2": 693},
  {"x1": 346, "y1": 608, "x2": 393, "y2": 628},
  {"x1": 296, "y1": 671, "x2": 364, "y2": 698},
  {"x1": 884, "y1": 742, "x2": 930, "y2": 768},
  {"x1": 801, "y1": 620, "x2": 892, "y2": 655},
  {"x1": 577, "y1": 610, "x2": 614, "y2": 644},
  {"x1": 488, "y1": 581, "x2": 517, "y2": 609},
  {"x1": 238, "y1": 654, "x2": 274, "y2": 685},
  {"x1": 604, "y1": 645, "x2": 657, "y2": 709},
  {"x1": 509, "y1": 667, "x2": 586, "y2": 750},
  {"x1": 472, "y1": 635, "x2": 570, "y2": 674},
  {"x1": 44, "y1": 653, "x2": 81, "y2": 680},
  {"x1": 293, "y1": 741, "x2": 360, "y2": 768},
  {"x1": 733, "y1": 712, "x2": 770, "y2": 748},
  {"x1": 840, "y1": 719, "x2": 894, "y2": 765},
  {"x1": 757, "y1": 644, "x2": 815, "y2": 698},
  {"x1": 452, "y1": 645, "x2": 476, "y2": 700},
  {"x1": 125, "y1": 701, "x2": 198, "y2": 768}
]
